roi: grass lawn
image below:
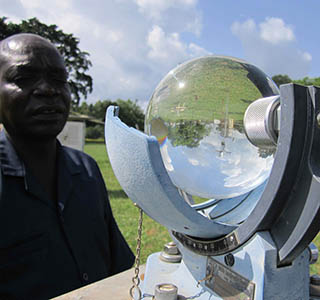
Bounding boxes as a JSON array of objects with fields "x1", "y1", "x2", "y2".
[
  {"x1": 84, "y1": 142, "x2": 320, "y2": 273},
  {"x1": 84, "y1": 142, "x2": 171, "y2": 264},
  {"x1": 146, "y1": 57, "x2": 264, "y2": 125}
]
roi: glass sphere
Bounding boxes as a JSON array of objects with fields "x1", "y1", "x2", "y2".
[{"x1": 145, "y1": 55, "x2": 279, "y2": 200}]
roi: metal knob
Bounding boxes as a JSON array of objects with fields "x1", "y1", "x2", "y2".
[
  {"x1": 243, "y1": 95, "x2": 280, "y2": 148},
  {"x1": 310, "y1": 274, "x2": 320, "y2": 298},
  {"x1": 311, "y1": 274, "x2": 320, "y2": 286},
  {"x1": 154, "y1": 283, "x2": 178, "y2": 300}
]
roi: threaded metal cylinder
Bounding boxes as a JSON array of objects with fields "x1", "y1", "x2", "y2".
[
  {"x1": 243, "y1": 95, "x2": 280, "y2": 148},
  {"x1": 154, "y1": 283, "x2": 178, "y2": 300}
]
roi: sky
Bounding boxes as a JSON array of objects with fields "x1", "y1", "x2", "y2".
[{"x1": 0, "y1": 0, "x2": 319, "y2": 108}]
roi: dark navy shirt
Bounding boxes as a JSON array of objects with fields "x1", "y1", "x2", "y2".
[{"x1": 0, "y1": 131, "x2": 134, "y2": 299}]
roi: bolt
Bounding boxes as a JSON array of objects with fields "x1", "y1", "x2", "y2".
[
  {"x1": 160, "y1": 242, "x2": 182, "y2": 263},
  {"x1": 224, "y1": 253, "x2": 235, "y2": 267},
  {"x1": 164, "y1": 242, "x2": 180, "y2": 255}
]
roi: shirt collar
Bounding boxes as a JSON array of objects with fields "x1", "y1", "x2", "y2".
[{"x1": 0, "y1": 130, "x2": 81, "y2": 177}]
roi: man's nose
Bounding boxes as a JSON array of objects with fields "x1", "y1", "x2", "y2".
[{"x1": 32, "y1": 79, "x2": 60, "y2": 97}]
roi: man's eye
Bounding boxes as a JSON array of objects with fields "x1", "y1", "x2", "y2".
[
  {"x1": 13, "y1": 76, "x2": 36, "y2": 86},
  {"x1": 49, "y1": 75, "x2": 68, "y2": 84},
  {"x1": 54, "y1": 78, "x2": 68, "y2": 84}
]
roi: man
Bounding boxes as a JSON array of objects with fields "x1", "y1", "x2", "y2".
[{"x1": 0, "y1": 33, "x2": 134, "y2": 299}]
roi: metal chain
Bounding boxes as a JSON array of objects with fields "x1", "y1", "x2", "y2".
[
  {"x1": 197, "y1": 273, "x2": 213, "y2": 287},
  {"x1": 141, "y1": 289, "x2": 206, "y2": 299},
  {"x1": 128, "y1": 205, "x2": 206, "y2": 300},
  {"x1": 129, "y1": 204, "x2": 144, "y2": 300}
]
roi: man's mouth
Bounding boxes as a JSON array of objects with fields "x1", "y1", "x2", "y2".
[
  {"x1": 40, "y1": 108, "x2": 60, "y2": 114},
  {"x1": 35, "y1": 106, "x2": 64, "y2": 114},
  {"x1": 32, "y1": 106, "x2": 66, "y2": 120}
]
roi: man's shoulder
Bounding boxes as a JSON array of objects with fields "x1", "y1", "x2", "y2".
[
  {"x1": 60, "y1": 145, "x2": 100, "y2": 177},
  {"x1": 61, "y1": 145, "x2": 96, "y2": 163}
]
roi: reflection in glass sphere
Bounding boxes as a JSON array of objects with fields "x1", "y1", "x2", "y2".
[{"x1": 145, "y1": 56, "x2": 279, "y2": 200}]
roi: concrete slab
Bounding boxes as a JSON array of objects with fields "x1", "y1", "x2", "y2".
[{"x1": 52, "y1": 266, "x2": 145, "y2": 300}]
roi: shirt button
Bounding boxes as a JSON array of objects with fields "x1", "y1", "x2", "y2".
[{"x1": 83, "y1": 273, "x2": 89, "y2": 281}]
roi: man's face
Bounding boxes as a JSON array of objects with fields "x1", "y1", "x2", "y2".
[{"x1": 0, "y1": 36, "x2": 71, "y2": 141}]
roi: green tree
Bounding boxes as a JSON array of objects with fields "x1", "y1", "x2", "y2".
[
  {"x1": 168, "y1": 120, "x2": 210, "y2": 148},
  {"x1": 92, "y1": 100, "x2": 117, "y2": 121},
  {"x1": 293, "y1": 76, "x2": 320, "y2": 86},
  {"x1": 272, "y1": 74, "x2": 292, "y2": 87},
  {"x1": 86, "y1": 125, "x2": 104, "y2": 139},
  {"x1": 75, "y1": 102, "x2": 90, "y2": 116},
  {"x1": 116, "y1": 99, "x2": 145, "y2": 130},
  {"x1": 75, "y1": 98, "x2": 145, "y2": 133},
  {"x1": 0, "y1": 17, "x2": 92, "y2": 107}
]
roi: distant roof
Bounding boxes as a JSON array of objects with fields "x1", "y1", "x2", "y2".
[{"x1": 68, "y1": 111, "x2": 104, "y2": 125}]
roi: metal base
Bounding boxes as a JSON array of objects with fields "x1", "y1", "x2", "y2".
[{"x1": 141, "y1": 232, "x2": 310, "y2": 300}]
